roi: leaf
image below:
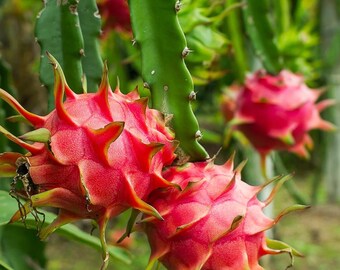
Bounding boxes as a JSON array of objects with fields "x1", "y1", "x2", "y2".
[
  {"x1": 0, "y1": 191, "x2": 19, "y2": 226},
  {"x1": 0, "y1": 225, "x2": 46, "y2": 270},
  {"x1": 0, "y1": 191, "x2": 131, "y2": 265},
  {"x1": 17, "y1": 212, "x2": 131, "y2": 265},
  {"x1": 0, "y1": 258, "x2": 14, "y2": 270},
  {"x1": 0, "y1": 263, "x2": 13, "y2": 270}
]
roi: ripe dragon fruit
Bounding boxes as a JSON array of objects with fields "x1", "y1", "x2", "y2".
[
  {"x1": 144, "y1": 157, "x2": 303, "y2": 270},
  {"x1": 220, "y1": 84, "x2": 240, "y2": 122},
  {"x1": 230, "y1": 70, "x2": 335, "y2": 159},
  {"x1": 97, "y1": 0, "x2": 131, "y2": 35},
  {"x1": 0, "y1": 53, "x2": 176, "y2": 266}
]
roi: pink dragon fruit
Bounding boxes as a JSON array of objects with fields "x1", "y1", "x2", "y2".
[
  {"x1": 230, "y1": 70, "x2": 335, "y2": 159},
  {"x1": 0, "y1": 53, "x2": 176, "y2": 266},
  {"x1": 144, "y1": 157, "x2": 303, "y2": 270},
  {"x1": 220, "y1": 85, "x2": 239, "y2": 123},
  {"x1": 97, "y1": 0, "x2": 131, "y2": 35}
]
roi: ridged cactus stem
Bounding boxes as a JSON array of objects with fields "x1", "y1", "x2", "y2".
[
  {"x1": 78, "y1": 0, "x2": 103, "y2": 92},
  {"x1": 129, "y1": 0, "x2": 209, "y2": 161},
  {"x1": 274, "y1": 0, "x2": 291, "y2": 36},
  {"x1": 243, "y1": 0, "x2": 282, "y2": 74},
  {"x1": 35, "y1": 0, "x2": 84, "y2": 97},
  {"x1": 226, "y1": 0, "x2": 248, "y2": 82}
]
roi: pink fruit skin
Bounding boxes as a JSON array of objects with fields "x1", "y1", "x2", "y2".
[
  {"x1": 0, "y1": 55, "x2": 176, "y2": 239},
  {"x1": 98, "y1": 0, "x2": 131, "y2": 35},
  {"x1": 232, "y1": 70, "x2": 334, "y2": 158},
  {"x1": 145, "y1": 160, "x2": 285, "y2": 270}
]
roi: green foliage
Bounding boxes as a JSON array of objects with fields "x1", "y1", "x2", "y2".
[
  {"x1": 0, "y1": 191, "x2": 131, "y2": 266},
  {"x1": 238, "y1": 0, "x2": 320, "y2": 81},
  {"x1": 178, "y1": 0, "x2": 230, "y2": 85},
  {"x1": 0, "y1": 226, "x2": 46, "y2": 270},
  {"x1": 275, "y1": 0, "x2": 320, "y2": 82},
  {"x1": 0, "y1": 58, "x2": 21, "y2": 153}
]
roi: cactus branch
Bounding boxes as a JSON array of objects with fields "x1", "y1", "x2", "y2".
[
  {"x1": 129, "y1": 0, "x2": 209, "y2": 161},
  {"x1": 243, "y1": 0, "x2": 282, "y2": 74},
  {"x1": 35, "y1": 0, "x2": 84, "y2": 96},
  {"x1": 78, "y1": 0, "x2": 103, "y2": 92}
]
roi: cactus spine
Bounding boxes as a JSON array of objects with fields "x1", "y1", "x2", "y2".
[{"x1": 129, "y1": 0, "x2": 209, "y2": 161}]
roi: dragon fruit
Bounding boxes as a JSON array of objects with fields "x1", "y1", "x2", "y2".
[
  {"x1": 144, "y1": 157, "x2": 303, "y2": 270},
  {"x1": 220, "y1": 84, "x2": 240, "y2": 122},
  {"x1": 97, "y1": 0, "x2": 131, "y2": 35},
  {"x1": 230, "y1": 70, "x2": 335, "y2": 159},
  {"x1": 0, "y1": 53, "x2": 176, "y2": 266}
]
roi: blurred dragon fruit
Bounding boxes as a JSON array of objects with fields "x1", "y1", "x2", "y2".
[
  {"x1": 229, "y1": 70, "x2": 335, "y2": 159},
  {"x1": 144, "y1": 157, "x2": 303, "y2": 270},
  {"x1": 0, "y1": 53, "x2": 176, "y2": 266},
  {"x1": 97, "y1": 0, "x2": 131, "y2": 34}
]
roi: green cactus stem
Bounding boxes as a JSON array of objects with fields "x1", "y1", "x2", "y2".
[
  {"x1": 226, "y1": 0, "x2": 248, "y2": 82},
  {"x1": 243, "y1": 0, "x2": 282, "y2": 74},
  {"x1": 35, "y1": 0, "x2": 84, "y2": 96},
  {"x1": 129, "y1": 0, "x2": 209, "y2": 161},
  {"x1": 273, "y1": 0, "x2": 291, "y2": 36},
  {"x1": 36, "y1": 0, "x2": 103, "y2": 109},
  {"x1": 78, "y1": 0, "x2": 103, "y2": 92}
]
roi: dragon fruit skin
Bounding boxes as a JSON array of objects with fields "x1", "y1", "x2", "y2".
[
  {"x1": 97, "y1": 0, "x2": 131, "y2": 35},
  {"x1": 144, "y1": 158, "x2": 300, "y2": 270},
  {"x1": 0, "y1": 53, "x2": 176, "y2": 265},
  {"x1": 232, "y1": 70, "x2": 335, "y2": 158}
]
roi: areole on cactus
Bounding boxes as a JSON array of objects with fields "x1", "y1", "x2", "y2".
[
  {"x1": 228, "y1": 70, "x2": 335, "y2": 159},
  {"x1": 0, "y1": 52, "x2": 177, "y2": 268},
  {"x1": 143, "y1": 155, "x2": 305, "y2": 270}
]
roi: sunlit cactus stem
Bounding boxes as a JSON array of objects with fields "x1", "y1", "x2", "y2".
[{"x1": 129, "y1": 0, "x2": 209, "y2": 161}]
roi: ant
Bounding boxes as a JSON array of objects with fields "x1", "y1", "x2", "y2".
[{"x1": 10, "y1": 157, "x2": 45, "y2": 231}]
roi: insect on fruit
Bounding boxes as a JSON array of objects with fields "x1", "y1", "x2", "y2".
[{"x1": 10, "y1": 157, "x2": 45, "y2": 229}]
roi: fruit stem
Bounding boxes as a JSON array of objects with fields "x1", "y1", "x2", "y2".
[{"x1": 98, "y1": 215, "x2": 110, "y2": 270}]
